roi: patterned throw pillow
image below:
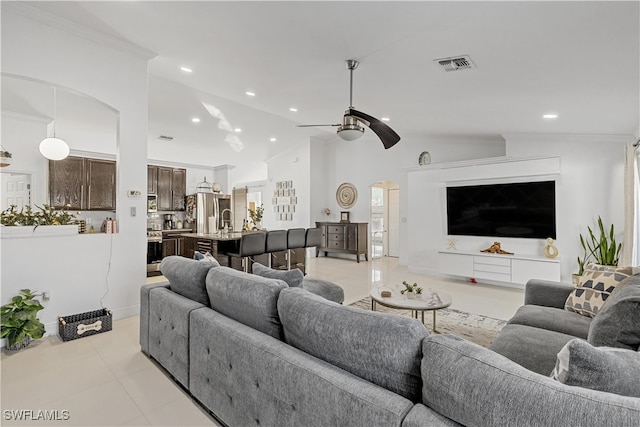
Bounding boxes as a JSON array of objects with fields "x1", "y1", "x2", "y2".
[
  {"x1": 193, "y1": 251, "x2": 220, "y2": 267},
  {"x1": 565, "y1": 264, "x2": 634, "y2": 317}
]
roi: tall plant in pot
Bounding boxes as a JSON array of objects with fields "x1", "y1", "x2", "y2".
[
  {"x1": 575, "y1": 217, "x2": 622, "y2": 281},
  {"x1": 1, "y1": 289, "x2": 45, "y2": 351}
]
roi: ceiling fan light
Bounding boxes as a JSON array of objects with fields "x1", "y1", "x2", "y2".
[
  {"x1": 337, "y1": 127, "x2": 364, "y2": 141},
  {"x1": 39, "y1": 137, "x2": 70, "y2": 161}
]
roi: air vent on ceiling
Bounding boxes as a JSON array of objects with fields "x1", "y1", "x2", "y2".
[
  {"x1": 158, "y1": 135, "x2": 174, "y2": 141},
  {"x1": 435, "y1": 55, "x2": 475, "y2": 72}
]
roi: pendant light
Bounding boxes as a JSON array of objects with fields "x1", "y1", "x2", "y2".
[{"x1": 39, "y1": 87, "x2": 70, "y2": 161}]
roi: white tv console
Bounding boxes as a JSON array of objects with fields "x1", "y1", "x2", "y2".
[{"x1": 438, "y1": 250, "x2": 561, "y2": 286}]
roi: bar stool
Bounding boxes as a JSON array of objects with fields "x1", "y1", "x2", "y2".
[
  {"x1": 305, "y1": 227, "x2": 322, "y2": 258},
  {"x1": 286, "y1": 228, "x2": 306, "y2": 271},
  {"x1": 265, "y1": 230, "x2": 287, "y2": 269},
  {"x1": 227, "y1": 232, "x2": 266, "y2": 273}
]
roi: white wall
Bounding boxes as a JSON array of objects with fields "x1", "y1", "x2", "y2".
[
  {"x1": 1, "y1": 4, "x2": 153, "y2": 337},
  {"x1": 264, "y1": 140, "x2": 312, "y2": 230},
  {"x1": 316, "y1": 132, "x2": 506, "y2": 263}
]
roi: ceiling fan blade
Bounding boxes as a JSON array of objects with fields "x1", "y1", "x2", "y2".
[
  {"x1": 348, "y1": 109, "x2": 401, "y2": 149},
  {"x1": 296, "y1": 124, "x2": 340, "y2": 127}
]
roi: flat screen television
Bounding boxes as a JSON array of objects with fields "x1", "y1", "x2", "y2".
[{"x1": 446, "y1": 181, "x2": 556, "y2": 239}]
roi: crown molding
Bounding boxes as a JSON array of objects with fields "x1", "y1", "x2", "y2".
[{"x1": 4, "y1": 2, "x2": 157, "y2": 60}]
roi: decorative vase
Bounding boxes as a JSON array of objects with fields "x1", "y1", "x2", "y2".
[
  {"x1": 406, "y1": 291, "x2": 415, "y2": 299},
  {"x1": 254, "y1": 221, "x2": 262, "y2": 230},
  {"x1": 415, "y1": 293, "x2": 423, "y2": 299},
  {"x1": 6, "y1": 336, "x2": 31, "y2": 351}
]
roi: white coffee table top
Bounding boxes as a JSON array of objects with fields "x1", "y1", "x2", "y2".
[{"x1": 370, "y1": 284, "x2": 452, "y2": 311}]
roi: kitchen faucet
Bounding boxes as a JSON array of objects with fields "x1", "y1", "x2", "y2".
[{"x1": 221, "y1": 209, "x2": 233, "y2": 231}]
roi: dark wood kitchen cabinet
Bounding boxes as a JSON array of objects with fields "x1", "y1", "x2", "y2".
[
  {"x1": 153, "y1": 166, "x2": 186, "y2": 211},
  {"x1": 49, "y1": 156, "x2": 116, "y2": 211},
  {"x1": 147, "y1": 165, "x2": 158, "y2": 194}
]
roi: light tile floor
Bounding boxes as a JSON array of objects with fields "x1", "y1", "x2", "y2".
[{"x1": 1, "y1": 256, "x2": 525, "y2": 426}]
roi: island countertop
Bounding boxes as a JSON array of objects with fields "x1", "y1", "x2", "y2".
[{"x1": 180, "y1": 230, "x2": 265, "y2": 241}]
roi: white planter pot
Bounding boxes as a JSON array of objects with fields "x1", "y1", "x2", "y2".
[
  {"x1": 0, "y1": 224, "x2": 78, "y2": 239},
  {"x1": 406, "y1": 291, "x2": 415, "y2": 299}
]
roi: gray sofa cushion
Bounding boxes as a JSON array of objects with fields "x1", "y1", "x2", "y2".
[
  {"x1": 206, "y1": 266, "x2": 288, "y2": 340},
  {"x1": 588, "y1": 275, "x2": 640, "y2": 350},
  {"x1": 301, "y1": 278, "x2": 345, "y2": 304},
  {"x1": 507, "y1": 304, "x2": 591, "y2": 339},
  {"x1": 189, "y1": 308, "x2": 416, "y2": 427},
  {"x1": 551, "y1": 338, "x2": 640, "y2": 397},
  {"x1": 422, "y1": 334, "x2": 640, "y2": 427},
  {"x1": 252, "y1": 262, "x2": 303, "y2": 287},
  {"x1": 489, "y1": 323, "x2": 577, "y2": 375},
  {"x1": 160, "y1": 256, "x2": 217, "y2": 306},
  {"x1": 277, "y1": 287, "x2": 429, "y2": 402}
]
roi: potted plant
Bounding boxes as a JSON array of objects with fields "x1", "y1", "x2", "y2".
[
  {"x1": 400, "y1": 281, "x2": 418, "y2": 299},
  {"x1": 248, "y1": 205, "x2": 264, "y2": 229},
  {"x1": 415, "y1": 287, "x2": 423, "y2": 298},
  {"x1": 0, "y1": 150, "x2": 11, "y2": 167},
  {"x1": 575, "y1": 216, "x2": 622, "y2": 283},
  {"x1": 1, "y1": 204, "x2": 77, "y2": 238},
  {"x1": 1, "y1": 289, "x2": 45, "y2": 351}
]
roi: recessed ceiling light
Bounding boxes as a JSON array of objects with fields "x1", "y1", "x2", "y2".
[
  {"x1": 191, "y1": 117, "x2": 200, "y2": 123},
  {"x1": 234, "y1": 128, "x2": 242, "y2": 133},
  {"x1": 245, "y1": 91, "x2": 256, "y2": 97},
  {"x1": 180, "y1": 66, "x2": 193, "y2": 73},
  {"x1": 270, "y1": 137, "x2": 277, "y2": 142},
  {"x1": 381, "y1": 117, "x2": 390, "y2": 122},
  {"x1": 543, "y1": 114, "x2": 558, "y2": 119},
  {"x1": 289, "y1": 107, "x2": 298, "y2": 112}
]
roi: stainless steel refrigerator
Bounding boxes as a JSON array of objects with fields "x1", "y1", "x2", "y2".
[{"x1": 185, "y1": 193, "x2": 231, "y2": 234}]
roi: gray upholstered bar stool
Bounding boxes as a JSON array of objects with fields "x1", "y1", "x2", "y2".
[
  {"x1": 286, "y1": 228, "x2": 307, "y2": 271},
  {"x1": 265, "y1": 230, "x2": 288, "y2": 269},
  {"x1": 227, "y1": 232, "x2": 266, "y2": 273},
  {"x1": 305, "y1": 227, "x2": 322, "y2": 260}
]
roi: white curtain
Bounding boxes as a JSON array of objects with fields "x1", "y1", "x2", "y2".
[{"x1": 622, "y1": 143, "x2": 640, "y2": 266}]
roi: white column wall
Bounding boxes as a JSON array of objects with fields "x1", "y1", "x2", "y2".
[{"x1": 1, "y1": 6, "x2": 152, "y2": 335}]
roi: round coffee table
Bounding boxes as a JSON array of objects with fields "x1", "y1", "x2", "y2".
[{"x1": 370, "y1": 285, "x2": 452, "y2": 332}]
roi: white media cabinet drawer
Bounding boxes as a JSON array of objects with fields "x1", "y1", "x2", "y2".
[{"x1": 438, "y1": 250, "x2": 560, "y2": 286}]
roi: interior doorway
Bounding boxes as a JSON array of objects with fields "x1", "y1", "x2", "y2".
[
  {"x1": 370, "y1": 181, "x2": 400, "y2": 258},
  {"x1": 1, "y1": 172, "x2": 32, "y2": 211}
]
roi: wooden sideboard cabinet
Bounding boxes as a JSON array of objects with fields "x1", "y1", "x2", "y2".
[{"x1": 315, "y1": 222, "x2": 368, "y2": 263}]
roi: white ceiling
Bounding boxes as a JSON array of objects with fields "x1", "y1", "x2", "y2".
[{"x1": 6, "y1": 1, "x2": 640, "y2": 162}]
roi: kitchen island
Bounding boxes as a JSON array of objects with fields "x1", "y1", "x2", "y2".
[{"x1": 181, "y1": 231, "x2": 269, "y2": 270}]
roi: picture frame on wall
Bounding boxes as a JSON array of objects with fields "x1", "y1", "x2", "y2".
[{"x1": 340, "y1": 211, "x2": 350, "y2": 223}]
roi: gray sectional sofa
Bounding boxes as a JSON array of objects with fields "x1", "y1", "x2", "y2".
[
  {"x1": 140, "y1": 256, "x2": 640, "y2": 426},
  {"x1": 490, "y1": 274, "x2": 640, "y2": 375}
]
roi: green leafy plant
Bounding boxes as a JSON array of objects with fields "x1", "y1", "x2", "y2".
[
  {"x1": 1, "y1": 289, "x2": 45, "y2": 349},
  {"x1": 577, "y1": 216, "x2": 622, "y2": 274},
  {"x1": 248, "y1": 205, "x2": 264, "y2": 224},
  {"x1": 0, "y1": 150, "x2": 12, "y2": 158},
  {"x1": 400, "y1": 280, "x2": 418, "y2": 294},
  {"x1": 0, "y1": 204, "x2": 76, "y2": 228},
  {"x1": 415, "y1": 287, "x2": 423, "y2": 295}
]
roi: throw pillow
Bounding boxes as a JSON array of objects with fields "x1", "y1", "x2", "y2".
[
  {"x1": 588, "y1": 275, "x2": 640, "y2": 350},
  {"x1": 194, "y1": 251, "x2": 220, "y2": 267},
  {"x1": 252, "y1": 262, "x2": 303, "y2": 288},
  {"x1": 160, "y1": 256, "x2": 215, "y2": 306},
  {"x1": 551, "y1": 338, "x2": 640, "y2": 397},
  {"x1": 564, "y1": 263, "x2": 635, "y2": 317}
]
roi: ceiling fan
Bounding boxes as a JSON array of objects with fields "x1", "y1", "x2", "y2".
[{"x1": 298, "y1": 60, "x2": 401, "y2": 149}]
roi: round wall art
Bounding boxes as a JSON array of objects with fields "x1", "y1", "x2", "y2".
[
  {"x1": 418, "y1": 151, "x2": 431, "y2": 166},
  {"x1": 336, "y1": 182, "x2": 357, "y2": 209}
]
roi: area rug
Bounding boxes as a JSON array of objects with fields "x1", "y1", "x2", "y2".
[{"x1": 349, "y1": 297, "x2": 507, "y2": 348}]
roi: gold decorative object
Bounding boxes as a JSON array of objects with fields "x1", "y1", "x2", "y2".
[
  {"x1": 380, "y1": 290, "x2": 392, "y2": 298},
  {"x1": 544, "y1": 237, "x2": 559, "y2": 259},
  {"x1": 336, "y1": 182, "x2": 357, "y2": 209},
  {"x1": 480, "y1": 242, "x2": 514, "y2": 255}
]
